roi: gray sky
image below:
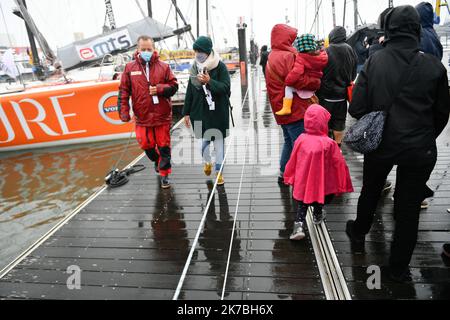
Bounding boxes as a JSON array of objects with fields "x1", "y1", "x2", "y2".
[{"x1": 0, "y1": 0, "x2": 446, "y2": 50}]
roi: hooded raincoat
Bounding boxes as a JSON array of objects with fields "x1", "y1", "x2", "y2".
[
  {"x1": 416, "y1": 2, "x2": 443, "y2": 60},
  {"x1": 266, "y1": 24, "x2": 323, "y2": 125},
  {"x1": 284, "y1": 104, "x2": 354, "y2": 204}
]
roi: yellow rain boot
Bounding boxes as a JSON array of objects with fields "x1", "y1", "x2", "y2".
[
  {"x1": 216, "y1": 173, "x2": 225, "y2": 186},
  {"x1": 276, "y1": 98, "x2": 293, "y2": 116},
  {"x1": 204, "y1": 163, "x2": 213, "y2": 176}
]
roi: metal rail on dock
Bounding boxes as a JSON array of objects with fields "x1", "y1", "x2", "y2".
[{"x1": 307, "y1": 209, "x2": 352, "y2": 300}]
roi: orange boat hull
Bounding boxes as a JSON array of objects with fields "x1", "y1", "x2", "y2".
[{"x1": 0, "y1": 81, "x2": 135, "y2": 152}]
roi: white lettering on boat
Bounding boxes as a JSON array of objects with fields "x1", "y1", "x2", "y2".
[
  {"x1": 50, "y1": 93, "x2": 87, "y2": 136},
  {"x1": 0, "y1": 105, "x2": 15, "y2": 143},
  {"x1": 0, "y1": 93, "x2": 88, "y2": 143},
  {"x1": 11, "y1": 99, "x2": 60, "y2": 140}
]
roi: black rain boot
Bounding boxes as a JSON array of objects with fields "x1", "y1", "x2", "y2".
[
  {"x1": 158, "y1": 146, "x2": 172, "y2": 172},
  {"x1": 145, "y1": 149, "x2": 160, "y2": 174}
]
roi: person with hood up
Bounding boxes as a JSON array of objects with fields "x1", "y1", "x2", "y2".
[
  {"x1": 317, "y1": 26, "x2": 357, "y2": 146},
  {"x1": 284, "y1": 104, "x2": 354, "y2": 241},
  {"x1": 260, "y1": 45, "x2": 270, "y2": 79},
  {"x1": 347, "y1": 6, "x2": 450, "y2": 282},
  {"x1": 276, "y1": 34, "x2": 328, "y2": 116},
  {"x1": 266, "y1": 24, "x2": 324, "y2": 183},
  {"x1": 416, "y1": 2, "x2": 443, "y2": 60},
  {"x1": 119, "y1": 36, "x2": 179, "y2": 189},
  {"x1": 183, "y1": 36, "x2": 231, "y2": 186},
  {"x1": 368, "y1": 8, "x2": 393, "y2": 58}
]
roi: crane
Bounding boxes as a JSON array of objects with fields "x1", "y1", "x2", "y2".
[{"x1": 104, "y1": 0, "x2": 117, "y2": 30}]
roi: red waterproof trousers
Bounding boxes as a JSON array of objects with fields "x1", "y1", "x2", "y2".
[{"x1": 136, "y1": 125, "x2": 172, "y2": 177}]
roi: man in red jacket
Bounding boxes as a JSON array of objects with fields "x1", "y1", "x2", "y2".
[
  {"x1": 265, "y1": 24, "x2": 322, "y2": 183},
  {"x1": 119, "y1": 36, "x2": 178, "y2": 189}
]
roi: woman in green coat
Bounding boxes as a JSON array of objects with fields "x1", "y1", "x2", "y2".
[{"x1": 183, "y1": 36, "x2": 231, "y2": 185}]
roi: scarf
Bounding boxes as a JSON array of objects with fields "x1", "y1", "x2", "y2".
[{"x1": 189, "y1": 50, "x2": 221, "y2": 89}]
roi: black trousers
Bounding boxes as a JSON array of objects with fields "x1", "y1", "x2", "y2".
[
  {"x1": 296, "y1": 195, "x2": 335, "y2": 222},
  {"x1": 354, "y1": 156, "x2": 436, "y2": 272}
]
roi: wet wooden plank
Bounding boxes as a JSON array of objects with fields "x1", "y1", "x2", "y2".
[{"x1": 0, "y1": 282, "x2": 175, "y2": 300}]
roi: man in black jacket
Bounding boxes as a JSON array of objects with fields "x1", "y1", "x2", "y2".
[
  {"x1": 346, "y1": 5, "x2": 450, "y2": 282},
  {"x1": 318, "y1": 26, "x2": 357, "y2": 146}
]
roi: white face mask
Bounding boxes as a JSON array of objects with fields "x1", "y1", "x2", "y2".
[{"x1": 195, "y1": 52, "x2": 209, "y2": 64}]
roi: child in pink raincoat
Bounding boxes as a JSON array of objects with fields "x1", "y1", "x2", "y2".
[{"x1": 284, "y1": 104, "x2": 353, "y2": 241}]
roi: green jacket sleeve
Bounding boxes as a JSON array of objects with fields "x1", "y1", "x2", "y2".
[
  {"x1": 208, "y1": 62, "x2": 231, "y2": 97},
  {"x1": 183, "y1": 80, "x2": 194, "y2": 116}
]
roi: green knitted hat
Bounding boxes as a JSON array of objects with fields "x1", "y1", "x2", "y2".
[
  {"x1": 193, "y1": 36, "x2": 213, "y2": 55},
  {"x1": 294, "y1": 34, "x2": 318, "y2": 53}
]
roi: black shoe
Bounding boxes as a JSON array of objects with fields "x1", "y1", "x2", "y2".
[
  {"x1": 346, "y1": 220, "x2": 365, "y2": 245},
  {"x1": 443, "y1": 244, "x2": 450, "y2": 258},
  {"x1": 160, "y1": 176, "x2": 171, "y2": 189},
  {"x1": 313, "y1": 208, "x2": 327, "y2": 225},
  {"x1": 389, "y1": 268, "x2": 412, "y2": 283}
]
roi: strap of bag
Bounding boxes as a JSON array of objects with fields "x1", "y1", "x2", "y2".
[
  {"x1": 385, "y1": 52, "x2": 422, "y2": 114},
  {"x1": 227, "y1": 97, "x2": 235, "y2": 128},
  {"x1": 266, "y1": 60, "x2": 285, "y2": 86}
]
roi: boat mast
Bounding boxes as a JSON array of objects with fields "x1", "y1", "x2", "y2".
[
  {"x1": 23, "y1": 1, "x2": 41, "y2": 75},
  {"x1": 343, "y1": 0, "x2": 347, "y2": 27},
  {"x1": 169, "y1": 0, "x2": 195, "y2": 41},
  {"x1": 206, "y1": 0, "x2": 210, "y2": 37},
  {"x1": 332, "y1": 0, "x2": 337, "y2": 28},
  {"x1": 315, "y1": 0, "x2": 319, "y2": 38},
  {"x1": 353, "y1": 0, "x2": 358, "y2": 31},
  {"x1": 15, "y1": 0, "x2": 43, "y2": 79},
  {"x1": 196, "y1": 0, "x2": 200, "y2": 38},
  {"x1": 174, "y1": 0, "x2": 180, "y2": 47},
  {"x1": 147, "y1": 0, "x2": 153, "y2": 17}
]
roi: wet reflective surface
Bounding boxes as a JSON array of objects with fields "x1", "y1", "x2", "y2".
[
  {"x1": 0, "y1": 71, "x2": 324, "y2": 300},
  {"x1": 0, "y1": 140, "x2": 143, "y2": 271},
  {"x1": 0, "y1": 71, "x2": 449, "y2": 300}
]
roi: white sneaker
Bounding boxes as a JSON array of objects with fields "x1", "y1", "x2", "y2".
[
  {"x1": 421, "y1": 201, "x2": 429, "y2": 210},
  {"x1": 290, "y1": 222, "x2": 306, "y2": 241}
]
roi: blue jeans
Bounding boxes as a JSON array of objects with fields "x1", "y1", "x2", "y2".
[
  {"x1": 201, "y1": 138, "x2": 225, "y2": 172},
  {"x1": 280, "y1": 120, "x2": 305, "y2": 174}
]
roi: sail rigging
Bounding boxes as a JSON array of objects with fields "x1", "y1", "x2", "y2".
[{"x1": 13, "y1": 0, "x2": 57, "y2": 65}]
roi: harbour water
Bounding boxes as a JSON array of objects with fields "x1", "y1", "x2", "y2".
[{"x1": 0, "y1": 139, "x2": 143, "y2": 271}]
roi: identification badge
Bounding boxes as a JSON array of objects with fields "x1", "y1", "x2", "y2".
[
  {"x1": 153, "y1": 95, "x2": 160, "y2": 105},
  {"x1": 209, "y1": 101, "x2": 215, "y2": 111},
  {"x1": 131, "y1": 71, "x2": 142, "y2": 76}
]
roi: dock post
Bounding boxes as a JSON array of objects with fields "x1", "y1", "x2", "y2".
[{"x1": 237, "y1": 17, "x2": 249, "y2": 100}]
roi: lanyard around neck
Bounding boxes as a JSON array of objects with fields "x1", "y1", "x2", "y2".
[{"x1": 141, "y1": 62, "x2": 150, "y2": 83}]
